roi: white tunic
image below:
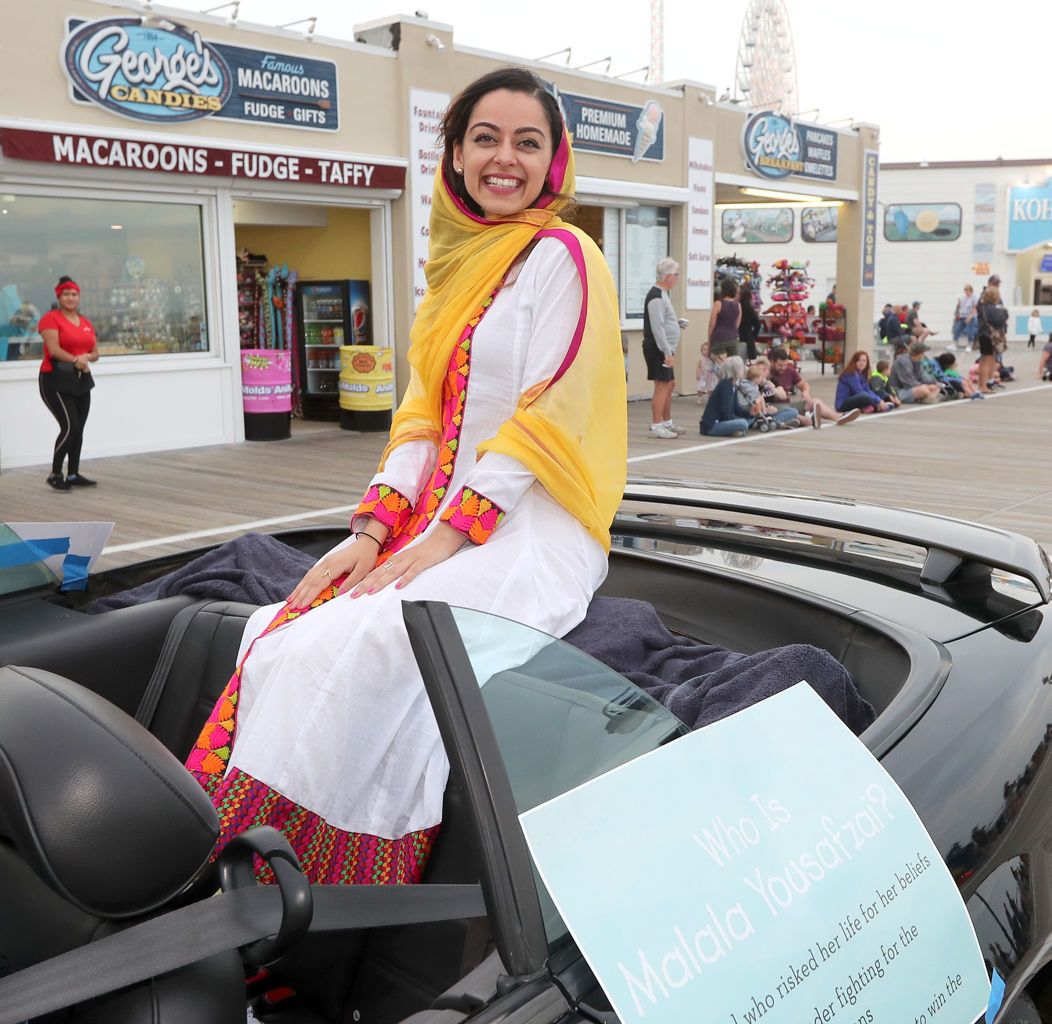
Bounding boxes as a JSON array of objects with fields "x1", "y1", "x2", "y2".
[{"x1": 228, "y1": 238, "x2": 608, "y2": 840}]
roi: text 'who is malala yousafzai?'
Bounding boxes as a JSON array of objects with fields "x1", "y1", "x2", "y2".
[{"x1": 520, "y1": 684, "x2": 994, "y2": 1024}]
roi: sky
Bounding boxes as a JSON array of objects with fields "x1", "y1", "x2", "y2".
[{"x1": 170, "y1": 0, "x2": 1046, "y2": 165}]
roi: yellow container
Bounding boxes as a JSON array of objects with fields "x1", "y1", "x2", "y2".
[{"x1": 339, "y1": 346, "x2": 393, "y2": 430}]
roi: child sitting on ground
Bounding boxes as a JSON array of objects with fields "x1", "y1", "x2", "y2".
[
  {"x1": 737, "y1": 364, "x2": 799, "y2": 428},
  {"x1": 868, "y1": 359, "x2": 901, "y2": 407},
  {"x1": 935, "y1": 351, "x2": 982, "y2": 399},
  {"x1": 696, "y1": 340, "x2": 718, "y2": 402}
]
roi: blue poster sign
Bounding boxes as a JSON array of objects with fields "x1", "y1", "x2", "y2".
[
  {"x1": 63, "y1": 18, "x2": 338, "y2": 131},
  {"x1": 556, "y1": 90, "x2": 664, "y2": 163},
  {"x1": 742, "y1": 111, "x2": 838, "y2": 182},
  {"x1": 520, "y1": 684, "x2": 990, "y2": 1024},
  {"x1": 1007, "y1": 180, "x2": 1052, "y2": 252}
]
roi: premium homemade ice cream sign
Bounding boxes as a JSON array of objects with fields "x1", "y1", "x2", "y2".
[
  {"x1": 61, "y1": 17, "x2": 339, "y2": 131},
  {"x1": 742, "y1": 111, "x2": 837, "y2": 182},
  {"x1": 556, "y1": 90, "x2": 664, "y2": 162}
]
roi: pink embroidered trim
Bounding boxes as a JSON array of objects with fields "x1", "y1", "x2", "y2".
[
  {"x1": 354, "y1": 483, "x2": 412, "y2": 534},
  {"x1": 440, "y1": 486, "x2": 506, "y2": 545}
]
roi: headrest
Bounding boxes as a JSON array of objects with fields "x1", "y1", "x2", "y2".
[{"x1": 0, "y1": 666, "x2": 218, "y2": 918}]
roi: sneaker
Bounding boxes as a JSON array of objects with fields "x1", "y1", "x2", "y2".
[
  {"x1": 648, "y1": 424, "x2": 677, "y2": 439},
  {"x1": 732, "y1": 430, "x2": 745, "y2": 438},
  {"x1": 66, "y1": 473, "x2": 97, "y2": 487},
  {"x1": 663, "y1": 421, "x2": 687, "y2": 435},
  {"x1": 836, "y1": 408, "x2": 862, "y2": 426},
  {"x1": 969, "y1": 392, "x2": 985, "y2": 400},
  {"x1": 811, "y1": 413, "x2": 821, "y2": 430},
  {"x1": 46, "y1": 473, "x2": 72, "y2": 492}
]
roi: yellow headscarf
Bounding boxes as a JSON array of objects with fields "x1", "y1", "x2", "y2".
[{"x1": 382, "y1": 117, "x2": 627, "y2": 551}]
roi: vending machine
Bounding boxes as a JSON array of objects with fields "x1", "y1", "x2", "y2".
[{"x1": 295, "y1": 280, "x2": 372, "y2": 419}]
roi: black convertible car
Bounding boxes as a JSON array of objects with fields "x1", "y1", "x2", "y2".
[{"x1": 1, "y1": 479, "x2": 1051, "y2": 1024}]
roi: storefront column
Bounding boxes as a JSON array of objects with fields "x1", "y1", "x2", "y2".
[{"x1": 836, "y1": 124, "x2": 879, "y2": 359}]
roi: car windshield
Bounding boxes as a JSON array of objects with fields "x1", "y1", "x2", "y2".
[
  {"x1": 0, "y1": 523, "x2": 58, "y2": 596},
  {"x1": 450, "y1": 606, "x2": 688, "y2": 945}
]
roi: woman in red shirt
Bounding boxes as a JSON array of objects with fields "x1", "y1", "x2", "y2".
[{"x1": 38, "y1": 276, "x2": 100, "y2": 490}]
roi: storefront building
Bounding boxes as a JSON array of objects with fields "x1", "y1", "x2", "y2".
[
  {"x1": 1, "y1": 0, "x2": 878, "y2": 469},
  {"x1": 713, "y1": 157, "x2": 1052, "y2": 343},
  {"x1": 875, "y1": 159, "x2": 1052, "y2": 340}
]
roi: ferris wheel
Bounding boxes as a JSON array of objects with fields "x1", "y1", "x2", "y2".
[{"x1": 733, "y1": 0, "x2": 799, "y2": 115}]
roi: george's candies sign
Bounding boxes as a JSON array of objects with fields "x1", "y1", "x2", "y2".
[
  {"x1": 61, "y1": 17, "x2": 339, "y2": 131},
  {"x1": 63, "y1": 17, "x2": 233, "y2": 123}
]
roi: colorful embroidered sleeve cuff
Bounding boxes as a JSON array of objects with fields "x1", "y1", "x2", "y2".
[
  {"x1": 440, "y1": 486, "x2": 506, "y2": 545},
  {"x1": 354, "y1": 483, "x2": 412, "y2": 534}
]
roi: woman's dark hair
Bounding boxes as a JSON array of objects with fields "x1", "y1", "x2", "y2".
[
  {"x1": 57, "y1": 275, "x2": 75, "y2": 288},
  {"x1": 439, "y1": 67, "x2": 566, "y2": 218},
  {"x1": 719, "y1": 277, "x2": 739, "y2": 300}
]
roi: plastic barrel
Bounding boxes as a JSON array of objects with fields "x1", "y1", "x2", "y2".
[
  {"x1": 338, "y1": 346, "x2": 394, "y2": 431},
  {"x1": 241, "y1": 349, "x2": 292, "y2": 441}
]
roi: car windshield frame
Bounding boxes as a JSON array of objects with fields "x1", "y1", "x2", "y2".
[{"x1": 402, "y1": 600, "x2": 688, "y2": 972}]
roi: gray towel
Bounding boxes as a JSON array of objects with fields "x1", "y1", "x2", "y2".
[
  {"x1": 87, "y1": 533, "x2": 316, "y2": 613},
  {"x1": 564, "y1": 596, "x2": 875, "y2": 735}
]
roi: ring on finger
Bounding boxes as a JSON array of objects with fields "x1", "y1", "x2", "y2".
[
  {"x1": 384, "y1": 562, "x2": 394, "y2": 572},
  {"x1": 320, "y1": 567, "x2": 332, "y2": 582}
]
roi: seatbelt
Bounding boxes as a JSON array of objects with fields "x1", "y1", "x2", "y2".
[
  {"x1": 0, "y1": 882, "x2": 486, "y2": 1024},
  {"x1": 134, "y1": 602, "x2": 210, "y2": 726}
]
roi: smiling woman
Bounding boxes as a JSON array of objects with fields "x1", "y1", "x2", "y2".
[{"x1": 184, "y1": 67, "x2": 627, "y2": 886}]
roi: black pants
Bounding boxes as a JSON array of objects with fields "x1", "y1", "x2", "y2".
[
  {"x1": 39, "y1": 375, "x2": 91, "y2": 476},
  {"x1": 836, "y1": 392, "x2": 875, "y2": 413}
]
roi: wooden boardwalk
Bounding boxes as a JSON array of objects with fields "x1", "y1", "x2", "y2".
[{"x1": 2, "y1": 345, "x2": 1049, "y2": 570}]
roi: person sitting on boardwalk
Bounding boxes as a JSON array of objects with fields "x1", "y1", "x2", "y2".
[
  {"x1": 767, "y1": 347, "x2": 857, "y2": 427},
  {"x1": 888, "y1": 340, "x2": 941, "y2": 404},
  {"x1": 835, "y1": 350, "x2": 888, "y2": 415},
  {"x1": 700, "y1": 356, "x2": 751, "y2": 437}
]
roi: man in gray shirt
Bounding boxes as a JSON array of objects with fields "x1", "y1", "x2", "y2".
[
  {"x1": 888, "y1": 340, "x2": 941, "y2": 403},
  {"x1": 642, "y1": 257, "x2": 685, "y2": 438}
]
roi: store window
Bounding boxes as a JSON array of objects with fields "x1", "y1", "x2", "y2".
[
  {"x1": 570, "y1": 203, "x2": 673, "y2": 322},
  {"x1": 0, "y1": 193, "x2": 207, "y2": 364},
  {"x1": 720, "y1": 207, "x2": 793, "y2": 245},
  {"x1": 801, "y1": 206, "x2": 838, "y2": 243},
  {"x1": 883, "y1": 203, "x2": 962, "y2": 242}
]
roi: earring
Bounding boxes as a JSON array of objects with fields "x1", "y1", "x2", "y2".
[{"x1": 455, "y1": 166, "x2": 463, "y2": 175}]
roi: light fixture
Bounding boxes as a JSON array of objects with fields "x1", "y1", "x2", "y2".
[
  {"x1": 740, "y1": 187, "x2": 825, "y2": 203},
  {"x1": 575, "y1": 56, "x2": 612, "y2": 74},
  {"x1": 715, "y1": 200, "x2": 841, "y2": 210},
  {"x1": 614, "y1": 65, "x2": 650, "y2": 80},
  {"x1": 277, "y1": 16, "x2": 317, "y2": 39},
  {"x1": 201, "y1": 0, "x2": 238, "y2": 18},
  {"x1": 425, "y1": 33, "x2": 445, "y2": 51},
  {"x1": 110, "y1": 224, "x2": 123, "y2": 230},
  {"x1": 536, "y1": 47, "x2": 572, "y2": 64}
]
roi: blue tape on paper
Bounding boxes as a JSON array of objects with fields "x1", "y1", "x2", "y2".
[
  {"x1": 60, "y1": 554, "x2": 91, "y2": 592},
  {"x1": 987, "y1": 969, "x2": 1005, "y2": 1023},
  {"x1": 0, "y1": 536, "x2": 70, "y2": 568}
]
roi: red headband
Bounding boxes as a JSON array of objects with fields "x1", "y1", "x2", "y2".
[{"x1": 55, "y1": 281, "x2": 80, "y2": 297}]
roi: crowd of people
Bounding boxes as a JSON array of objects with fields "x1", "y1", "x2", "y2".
[{"x1": 642, "y1": 267, "x2": 1043, "y2": 442}]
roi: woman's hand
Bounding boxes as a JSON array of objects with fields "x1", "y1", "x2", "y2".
[
  {"x1": 286, "y1": 530, "x2": 388, "y2": 609},
  {"x1": 73, "y1": 354, "x2": 91, "y2": 372},
  {"x1": 351, "y1": 523, "x2": 465, "y2": 598}
]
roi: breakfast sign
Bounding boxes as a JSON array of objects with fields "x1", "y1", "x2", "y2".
[{"x1": 62, "y1": 17, "x2": 339, "y2": 131}]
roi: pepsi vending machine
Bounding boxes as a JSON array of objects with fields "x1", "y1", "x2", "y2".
[{"x1": 295, "y1": 280, "x2": 371, "y2": 419}]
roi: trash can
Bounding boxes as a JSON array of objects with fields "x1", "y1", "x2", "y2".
[
  {"x1": 241, "y1": 349, "x2": 292, "y2": 441},
  {"x1": 338, "y1": 346, "x2": 394, "y2": 431}
]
